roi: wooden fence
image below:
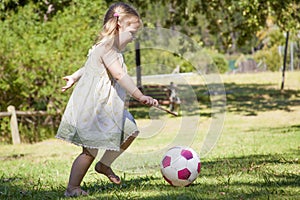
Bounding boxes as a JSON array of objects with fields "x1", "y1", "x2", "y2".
[{"x1": 0, "y1": 105, "x2": 51, "y2": 145}]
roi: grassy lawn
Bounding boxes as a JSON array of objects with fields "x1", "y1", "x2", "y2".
[{"x1": 0, "y1": 71, "x2": 300, "y2": 199}]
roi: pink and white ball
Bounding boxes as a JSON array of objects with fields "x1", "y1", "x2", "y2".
[{"x1": 160, "y1": 146, "x2": 201, "y2": 187}]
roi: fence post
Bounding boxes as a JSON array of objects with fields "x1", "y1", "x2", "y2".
[{"x1": 7, "y1": 105, "x2": 21, "y2": 144}]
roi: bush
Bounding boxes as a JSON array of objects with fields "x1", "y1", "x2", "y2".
[
  {"x1": 211, "y1": 52, "x2": 228, "y2": 73},
  {"x1": 0, "y1": 0, "x2": 107, "y2": 143},
  {"x1": 202, "y1": 49, "x2": 228, "y2": 74},
  {"x1": 253, "y1": 46, "x2": 281, "y2": 71}
]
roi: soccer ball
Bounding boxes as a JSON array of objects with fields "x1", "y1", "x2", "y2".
[{"x1": 160, "y1": 146, "x2": 201, "y2": 187}]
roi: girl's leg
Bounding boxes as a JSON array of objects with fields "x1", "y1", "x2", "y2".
[
  {"x1": 65, "y1": 148, "x2": 98, "y2": 196},
  {"x1": 95, "y1": 131, "x2": 138, "y2": 184}
]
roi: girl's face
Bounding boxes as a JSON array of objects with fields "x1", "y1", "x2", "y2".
[
  {"x1": 119, "y1": 16, "x2": 141, "y2": 37},
  {"x1": 117, "y1": 16, "x2": 141, "y2": 49}
]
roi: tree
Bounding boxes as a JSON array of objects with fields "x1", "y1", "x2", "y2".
[
  {"x1": 197, "y1": 0, "x2": 269, "y2": 53},
  {"x1": 196, "y1": 0, "x2": 300, "y2": 90},
  {"x1": 267, "y1": 1, "x2": 300, "y2": 90},
  {"x1": 197, "y1": 0, "x2": 300, "y2": 54}
]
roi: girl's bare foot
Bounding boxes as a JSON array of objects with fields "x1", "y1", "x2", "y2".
[
  {"x1": 95, "y1": 162, "x2": 121, "y2": 184},
  {"x1": 64, "y1": 186, "x2": 88, "y2": 197}
]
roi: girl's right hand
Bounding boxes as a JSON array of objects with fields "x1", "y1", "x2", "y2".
[
  {"x1": 139, "y1": 95, "x2": 159, "y2": 106},
  {"x1": 61, "y1": 76, "x2": 76, "y2": 92}
]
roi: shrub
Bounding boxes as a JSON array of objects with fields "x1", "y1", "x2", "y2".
[
  {"x1": 253, "y1": 46, "x2": 281, "y2": 71},
  {"x1": 0, "y1": 0, "x2": 106, "y2": 143},
  {"x1": 201, "y1": 49, "x2": 228, "y2": 74}
]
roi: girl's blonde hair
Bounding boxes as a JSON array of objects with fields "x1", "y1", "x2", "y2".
[{"x1": 95, "y1": 2, "x2": 141, "y2": 44}]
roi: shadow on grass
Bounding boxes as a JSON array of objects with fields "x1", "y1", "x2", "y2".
[
  {"x1": 223, "y1": 83, "x2": 300, "y2": 116},
  {"x1": 189, "y1": 82, "x2": 300, "y2": 116},
  {"x1": 129, "y1": 83, "x2": 300, "y2": 119},
  {"x1": 247, "y1": 124, "x2": 300, "y2": 135},
  {"x1": 0, "y1": 175, "x2": 65, "y2": 200}
]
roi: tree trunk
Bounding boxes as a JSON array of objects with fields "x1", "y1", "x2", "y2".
[
  {"x1": 281, "y1": 31, "x2": 289, "y2": 91},
  {"x1": 135, "y1": 40, "x2": 142, "y2": 90}
]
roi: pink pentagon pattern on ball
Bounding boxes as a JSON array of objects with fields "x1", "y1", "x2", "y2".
[
  {"x1": 162, "y1": 156, "x2": 171, "y2": 168},
  {"x1": 181, "y1": 149, "x2": 193, "y2": 160},
  {"x1": 178, "y1": 168, "x2": 191, "y2": 180},
  {"x1": 197, "y1": 162, "x2": 201, "y2": 173}
]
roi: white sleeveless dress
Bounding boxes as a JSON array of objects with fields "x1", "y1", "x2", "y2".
[{"x1": 56, "y1": 43, "x2": 138, "y2": 151}]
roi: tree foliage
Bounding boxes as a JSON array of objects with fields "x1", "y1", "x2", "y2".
[
  {"x1": 197, "y1": 0, "x2": 300, "y2": 53},
  {"x1": 0, "y1": 0, "x2": 107, "y2": 141},
  {"x1": 0, "y1": 0, "x2": 105, "y2": 110}
]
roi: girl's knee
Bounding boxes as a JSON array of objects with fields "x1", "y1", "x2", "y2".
[{"x1": 82, "y1": 148, "x2": 98, "y2": 158}]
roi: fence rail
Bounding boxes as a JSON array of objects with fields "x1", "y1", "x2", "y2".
[
  {"x1": 0, "y1": 105, "x2": 55, "y2": 145},
  {"x1": 0, "y1": 110, "x2": 49, "y2": 117}
]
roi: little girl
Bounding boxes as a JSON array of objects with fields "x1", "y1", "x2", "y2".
[{"x1": 56, "y1": 2, "x2": 158, "y2": 197}]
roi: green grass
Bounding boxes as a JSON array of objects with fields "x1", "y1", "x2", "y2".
[{"x1": 1, "y1": 72, "x2": 300, "y2": 199}]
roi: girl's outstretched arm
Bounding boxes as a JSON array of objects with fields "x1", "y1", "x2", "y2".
[{"x1": 61, "y1": 67, "x2": 85, "y2": 92}]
